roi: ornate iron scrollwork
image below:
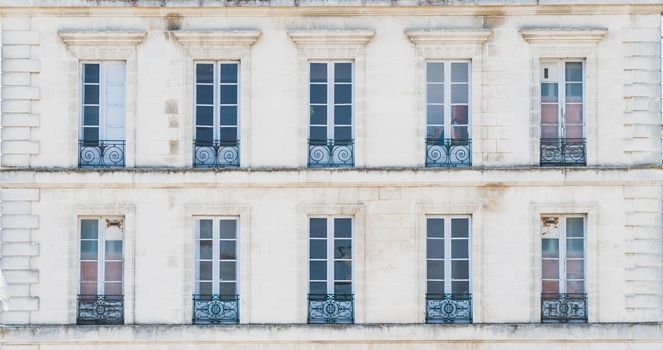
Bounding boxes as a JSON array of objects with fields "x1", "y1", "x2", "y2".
[
  {"x1": 308, "y1": 139, "x2": 354, "y2": 168},
  {"x1": 79, "y1": 140, "x2": 126, "y2": 168},
  {"x1": 540, "y1": 138, "x2": 586, "y2": 166},
  {"x1": 425, "y1": 139, "x2": 472, "y2": 167},
  {"x1": 541, "y1": 293, "x2": 587, "y2": 323},
  {"x1": 77, "y1": 294, "x2": 124, "y2": 325},
  {"x1": 307, "y1": 294, "x2": 354, "y2": 324},
  {"x1": 425, "y1": 294, "x2": 472, "y2": 324},
  {"x1": 192, "y1": 294, "x2": 239, "y2": 324},
  {"x1": 193, "y1": 140, "x2": 240, "y2": 168}
]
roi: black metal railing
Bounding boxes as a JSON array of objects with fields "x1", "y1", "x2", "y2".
[
  {"x1": 425, "y1": 294, "x2": 472, "y2": 324},
  {"x1": 77, "y1": 294, "x2": 124, "y2": 325},
  {"x1": 192, "y1": 294, "x2": 239, "y2": 325},
  {"x1": 425, "y1": 138, "x2": 472, "y2": 167},
  {"x1": 308, "y1": 294, "x2": 354, "y2": 324},
  {"x1": 541, "y1": 293, "x2": 587, "y2": 323},
  {"x1": 193, "y1": 140, "x2": 240, "y2": 168},
  {"x1": 540, "y1": 138, "x2": 586, "y2": 166},
  {"x1": 308, "y1": 139, "x2": 354, "y2": 168},
  {"x1": 79, "y1": 140, "x2": 125, "y2": 168}
]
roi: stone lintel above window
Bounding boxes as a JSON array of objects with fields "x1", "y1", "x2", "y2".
[
  {"x1": 519, "y1": 27, "x2": 607, "y2": 44},
  {"x1": 288, "y1": 29, "x2": 375, "y2": 47},
  {"x1": 171, "y1": 30, "x2": 262, "y2": 52},
  {"x1": 405, "y1": 28, "x2": 492, "y2": 47}
]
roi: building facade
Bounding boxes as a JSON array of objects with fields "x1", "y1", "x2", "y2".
[{"x1": 1, "y1": 0, "x2": 663, "y2": 348}]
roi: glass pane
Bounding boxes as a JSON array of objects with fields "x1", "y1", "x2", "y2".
[
  {"x1": 451, "y1": 126, "x2": 468, "y2": 140},
  {"x1": 566, "y1": 239, "x2": 584, "y2": 258},
  {"x1": 334, "y1": 218, "x2": 352, "y2": 238},
  {"x1": 427, "y1": 219, "x2": 444, "y2": 238},
  {"x1": 196, "y1": 128, "x2": 213, "y2": 143},
  {"x1": 451, "y1": 63, "x2": 469, "y2": 83},
  {"x1": 310, "y1": 84, "x2": 327, "y2": 104},
  {"x1": 334, "y1": 239, "x2": 352, "y2": 259},
  {"x1": 199, "y1": 240, "x2": 213, "y2": 259},
  {"x1": 309, "y1": 240, "x2": 326, "y2": 259},
  {"x1": 451, "y1": 240, "x2": 468, "y2": 259},
  {"x1": 565, "y1": 83, "x2": 583, "y2": 103},
  {"x1": 451, "y1": 219, "x2": 469, "y2": 238},
  {"x1": 309, "y1": 261, "x2": 326, "y2": 280},
  {"x1": 334, "y1": 105, "x2": 352, "y2": 125},
  {"x1": 310, "y1": 105, "x2": 327, "y2": 125},
  {"x1": 567, "y1": 260, "x2": 584, "y2": 279},
  {"x1": 219, "y1": 261, "x2": 236, "y2": 281},
  {"x1": 451, "y1": 84, "x2": 468, "y2": 104},
  {"x1": 105, "y1": 241, "x2": 123, "y2": 260},
  {"x1": 334, "y1": 126, "x2": 352, "y2": 141},
  {"x1": 80, "y1": 241, "x2": 98, "y2": 260},
  {"x1": 541, "y1": 125, "x2": 559, "y2": 139},
  {"x1": 542, "y1": 239, "x2": 559, "y2": 259},
  {"x1": 220, "y1": 106, "x2": 237, "y2": 126},
  {"x1": 309, "y1": 282, "x2": 326, "y2": 294},
  {"x1": 310, "y1": 218, "x2": 327, "y2": 238},
  {"x1": 219, "y1": 241, "x2": 236, "y2": 260},
  {"x1": 334, "y1": 261, "x2": 352, "y2": 280},
  {"x1": 196, "y1": 85, "x2": 213, "y2": 105},
  {"x1": 451, "y1": 105, "x2": 469, "y2": 125},
  {"x1": 83, "y1": 64, "x2": 100, "y2": 83},
  {"x1": 334, "y1": 282, "x2": 352, "y2": 294},
  {"x1": 427, "y1": 126, "x2": 444, "y2": 140},
  {"x1": 427, "y1": 239, "x2": 444, "y2": 259},
  {"x1": 427, "y1": 260, "x2": 444, "y2": 280},
  {"x1": 567, "y1": 280, "x2": 585, "y2": 294},
  {"x1": 334, "y1": 63, "x2": 352, "y2": 83},
  {"x1": 427, "y1": 105, "x2": 444, "y2": 125},
  {"x1": 310, "y1": 63, "x2": 327, "y2": 83},
  {"x1": 427, "y1": 84, "x2": 444, "y2": 103},
  {"x1": 541, "y1": 104, "x2": 558, "y2": 124},
  {"x1": 82, "y1": 128, "x2": 99, "y2": 143},
  {"x1": 565, "y1": 104, "x2": 583, "y2": 125},
  {"x1": 451, "y1": 281, "x2": 470, "y2": 295},
  {"x1": 104, "y1": 262, "x2": 122, "y2": 281},
  {"x1": 105, "y1": 85, "x2": 125, "y2": 106},
  {"x1": 199, "y1": 261, "x2": 212, "y2": 280},
  {"x1": 80, "y1": 261, "x2": 97, "y2": 281},
  {"x1": 565, "y1": 125, "x2": 583, "y2": 139},
  {"x1": 542, "y1": 259, "x2": 559, "y2": 279},
  {"x1": 199, "y1": 220, "x2": 213, "y2": 239},
  {"x1": 83, "y1": 106, "x2": 99, "y2": 126},
  {"x1": 220, "y1": 85, "x2": 237, "y2": 104},
  {"x1": 541, "y1": 83, "x2": 558, "y2": 103},
  {"x1": 427, "y1": 62, "x2": 444, "y2": 83},
  {"x1": 427, "y1": 281, "x2": 444, "y2": 294},
  {"x1": 84, "y1": 85, "x2": 99, "y2": 104},
  {"x1": 565, "y1": 62, "x2": 583, "y2": 82},
  {"x1": 219, "y1": 127, "x2": 237, "y2": 142},
  {"x1": 542, "y1": 280, "x2": 559, "y2": 294},
  {"x1": 451, "y1": 260, "x2": 469, "y2": 279},
  {"x1": 104, "y1": 282, "x2": 122, "y2": 295},
  {"x1": 220, "y1": 220, "x2": 237, "y2": 239},
  {"x1": 219, "y1": 282, "x2": 236, "y2": 295},
  {"x1": 220, "y1": 64, "x2": 238, "y2": 83},
  {"x1": 196, "y1": 106, "x2": 213, "y2": 126},
  {"x1": 309, "y1": 126, "x2": 327, "y2": 141},
  {"x1": 334, "y1": 84, "x2": 351, "y2": 104},
  {"x1": 196, "y1": 64, "x2": 213, "y2": 84},
  {"x1": 81, "y1": 220, "x2": 98, "y2": 239},
  {"x1": 567, "y1": 218, "x2": 584, "y2": 237},
  {"x1": 80, "y1": 282, "x2": 97, "y2": 295},
  {"x1": 198, "y1": 282, "x2": 212, "y2": 295}
]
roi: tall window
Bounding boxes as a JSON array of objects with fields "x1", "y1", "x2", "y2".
[
  {"x1": 308, "y1": 62, "x2": 354, "y2": 167},
  {"x1": 193, "y1": 62, "x2": 240, "y2": 168},
  {"x1": 540, "y1": 61, "x2": 586, "y2": 166},
  {"x1": 78, "y1": 217, "x2": 124, "y2": 324},
  {"x1": 308, "y1": 217, "x2": 353, "y2": 323},
  {"x1": 425, "y1": 61, "x2": 471, "y2": 167},
  {"x1": 425, "y1": 216, "x2": 472, "y2": 323},
  {"x1": 79, "y1": 62, "x2": 126, "y2": 168},
  {"x1": 193, "y1": 218, "x2": 239, "y2": 324},
  {"x1": 541, "y1": 215, "x2": 587, "y2": 322}
]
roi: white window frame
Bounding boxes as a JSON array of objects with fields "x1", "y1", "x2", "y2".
[
  {"x1": 79, "y1": 61, "x2": 126, "y2": 142},
  {"x1": 540, "y1": 60, "x2": 585, "y2": 140},
  {"x1": 541, "y1": 215, "x2": 586, "y2": 294},
  {"x1": 193, "y1": 216, "x2": 239, "y2": 296},
  {"x1": 425, "y1": 60, "x2": 472, "y2": 141},
  {"x1": 308, "y1": 216, "x2": 353, "y2": 295},
  {"x1": 193, "y1": 61, "x2": 241, "y2": 143},
  {"x1": 308, "y1": 60, "x2": 354, "y2": 141},
  {"x1": 78, "y1": 216, "x2": 124, "y2": 296},
  {"x1": 426, "y1": 215, "x2": 472, "y2": 295}
]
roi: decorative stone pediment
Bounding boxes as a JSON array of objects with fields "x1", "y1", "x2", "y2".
[
  {"x1": 405, "y1": 29, "x2": 492, "y2": 46},
  {"x1": 59, "y1": 31, "x2": 146, "y2": 47},
  {"x1": 172, "y1": 30, "x2": 261, "y2": 50},
  {"x1": 288, "y1": 30, "x2": 375, "y2": 47},
  {"x1": 519, "y1": 28, "x2": 607, "y2": 44}
]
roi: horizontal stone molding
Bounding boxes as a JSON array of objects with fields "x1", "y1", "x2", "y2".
[
  {"x1": 58, "y1": 31, "x2": 146, "y2": 47},
  {"x1": 405, "y1": 28, "x2": 492, "y2": 46},
  {"x1": 288, "y1": 29, "x2": 375, "y2": 47},
  {"x1": 519, "y1": 27, "x2": 607, "y2": 44},
  {"x1": 171, "y1": 30, "x2": 261, "y2": 49}
]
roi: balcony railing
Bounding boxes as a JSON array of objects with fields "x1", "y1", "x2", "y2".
[
  {"x1": 425, "y1": 138, "x2": 471, "y2": 167},
  {"x1": 77, "y1": 294, "x2": 123, "y2": 325},
  {"x1": 425, "y1": 293, "x2": 472, "y2": 324},
  {"x1": 79, "y1": 140, "x2": 125, "y2": 168},
  {"x1": 540, "y1": 138, "x2": 586, "y2": 166},
  {"x1": 541, "y1": 293, "x2": 587, "y2": 323},
  {"x1": 193, "y1": 140, "x2": 240, "y2": 168},
  {"x1": 308, "y1": 294, "x2": 354, "y2": 324},
  {"x1": 308, "y1": 139, "x2": 354, "y2": 168},
  {"x1": 192, "y1": 294, "x2": 239, "y2": 325}
]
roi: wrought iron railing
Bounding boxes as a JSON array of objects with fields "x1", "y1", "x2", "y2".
[
  {"x1": 77, "y1": 294, "x2": 124, "y2": 325},
  {"x1": 193, "y1": 140, "x2": 240, "y2": 168},
  {"x1": 79, "y1": 140, "x2": 125, "y2": 168},
  {"x1": 541, "y1": 293, "x2": 587, "y2": 323},
  {"x1": 192, "y1": 294, "x2": 239, "y2": 324},
  {"x1": 425, "y1": 138, "x2": 471, "y2": 167},
  {"x1": 308, "y1": 294, "x2": 354, "y2": 324},
  {"x1": 425, "y1": 293, "x2": 472, "y2": 324},
  {"x1": 540, "y1": 138, "x2": 586, "y2": 166},
  {"x1": 308, "y1": 139, "x2": 354, "y2": 168}
]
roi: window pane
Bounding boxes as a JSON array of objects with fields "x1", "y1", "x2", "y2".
[
  {"x1": 83, "y1": 106, "x2": 99, "y2": 126},
  {"x1": 334, "y1": 261, "x2": 352, "y2": 280},
  {"x1": 427, "y1": 281, "x2": 444, "y2": 294},
  {"x1": 309, "y1": 282, "x2": 326, "y2": 294},
  {"x1": 81, "y1": 220, "x2": 99, "y2": 239},
  {"x1": 427, "y1": 126, "x2": 444, "y2": 140},
  {"x1": 334, "y1": 63, "x2": 352, "y2": 83},
  {"x1": 196, "y1": 127, "x2": 213, "y2": 142},
  {"x1": 334, "y1": 282, "x2": 352, "y2": 294},
  {"x1": 199, "y1": 240, "x2": 213, "y2": 259},
  {"x1": 451, "y1": 84, "x2": 468, "y2": 104},
  {"x1": 541, "y1": 83, "x2": 558, "y2": 103},
  {"x1": 427, "y1": 260, "x2": 444, "y2": 280},
  {"x1": 309, "y1": 240, "x2": 326, "y2": 259},
  {"x1": 451, "y1": 63, "x2": 469, "y2": 83},
  {"x1": 196, "y1": 64, "x2": 213, "y2": 84},
  {"x1": 565, "y1": 62, "x2": 582, "y2": 82},
  {"x1": 565, "y1": 125, "x2": 583, "y2": 139},
  {"x1": 219, "y1": 261, "x2": 236, "y2": 280},
  {"x1": 84, "y1": 85, "x2": 99, "y2": 104},
  {"x1": 541, "y1": 104, "x2": 558, "y2": 124},
  {"x1": 220, "y1": 64, "x2": 238, "y2": 83},
  {"x1": 451, "y1": 240, "x2": 468, "y2": 259},
  {"x1": 451, "y1": 219, "x2": 469, "y2": 238},
  {"x1": 310, "y1": 105, "x2": 327, "y2": 125},
  {"x1": 219, "y1": 241, "x2": 236, "y2": 260},
  {"x1": 566, "y1": 218, "x2": 584, "y2": 237},
  {"x1": 565, "y1": 104, "x2": 583, "y2": 125},
  {"x1": 104, "y1": 262, "x2": 122, "y2": 281},
  {"x1": 542, "y1": 239, "x2": 559, "y2": 259},
  {"x1": 451, "y1": 126, "x2": 468, "y2": 140},
  {"x1": 80, "y1": 262, "x2": 98, "y2": 281},
  {"x1": 566, "y1": 281, "x2": 585, "y2": 294},
  {"x1": 427, "y1": 105, "x2": 444, "y2": 125},
  {"x1": 334, "y1": 126, "x2": 352, "y2": 141},
  {"x1": 105, "y1": 241, "x2": 123, "y2": 260},
  {"x1": 198, "y1": 220, "x2": 213, "y2": 239},
  {"x1": 80, "y1": 282, "x2": 97, "y2": 295},
  {"x1": 427, "y1": 219, "x2": 444, "y2": 238},
  {"x1": 220, "y1": 220, "x2": 237, "y2": 239},
  {"x1": 542, "y1": 280, "x2": 559, "y2": 294},
  {"x1": 451, "y1": 105, "x2": 469, "y2": 125},
  {"x1": 220, "y1": 282, "x2": 236, "y2": 295},
  {"x1": 565, "y1": 83, "x2": 583, "y2": 103},
  {"x1": 427, "y1": 63, "x2": 444, "y2": 83},
  {"x1": 84, "y1": 64, "x2": 100, "y2": 83},
  {"x1": 82, "y1": 127, "x2": 99, "y2": 143},
  {"x1": 334, "y1": 105, "x2": 352, "y2": 125},
  {"x1": 196, "y1": 106, "x2": 213, "y2": 126},
  {"x1": 309, "y1": 126, "x2": 327, "y2": 141},
  {"x1": 104, "y1": 282, "x2": 122, "y2": 295},
  {"x1": 566, "y1": 239, "x2": 584, "y2": 258},
  {"x1": 310, "y1": 218, "x2": 327, "y2": 238},
  {"x1": 220, "y1": 106, "x2": 237, "y2": 126},
  {"x1": 310, "y1": 84, "x2": 327, "y2": 104},
  {"x1": 220, "y1": 85, "x2": 237, "y2": 104},
  {"x1": 334, "y1": 84, "x2": 352, "y2": 104},
  {"x1": 199, "y1": 261, "x2": 212, "y2": 280},
  {"x1": 196, "y1": 85, "x2": 213, "y2": 104},
  {"x1": 541, "y1": 125, "x2": 559, "y2": 139},
  {"x1": 451, "y1": 260, "x2": 469, "y2": 279},
  {"x1": 309, "y1": 261, "x2": 326, "y2": 280},
  {"x1": 310, "y1": 63, "x2": 327, "y2": 83},
  {"x1": 566, "y1": 260, "x2": 584, "y2": 279},
  {"x1": 427, "y1": 239, "x2": 444, "y2": 259},
  {"x1": 219, "y1": 127, "x2": 237, "y2": 142},
  {"x1": 427, "y1": 84, "x2": 444, "y2": 103},
  {"x1": 198, "y1": 282, "x2": 212, "y2": 295},
  {"x1": 542, "y1": 259, "x2": 559, "y2": 279},
  {"x1": 334, "y1": 218, "x2": 352, "y2": 238},
  {"x1": 451, "y1": 281, "x2": 470, "y2": 295},
  {"x1": 80, "y1": 241, "x2": 98, "y2": 260},
  {"x1": 334, "y1": 239, "x2": 352, "y2": 259}
]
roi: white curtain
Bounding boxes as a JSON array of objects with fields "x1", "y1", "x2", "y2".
[{"x1": 0, "y1": 269, "x2": 9, "y2": 312}]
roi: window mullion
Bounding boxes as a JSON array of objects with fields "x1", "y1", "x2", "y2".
[{"x1": 444, "y1": 216, "x2": 452, "y2": 294}]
